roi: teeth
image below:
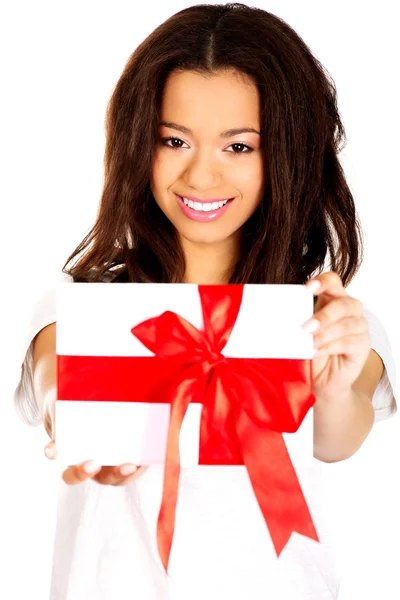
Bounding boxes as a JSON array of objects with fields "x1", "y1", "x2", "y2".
[{"x1": 182, "y1": 197, "x2": 229, "y2": 211}]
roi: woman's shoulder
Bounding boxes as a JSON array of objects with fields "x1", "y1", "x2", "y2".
[{"x1": 362, "y1": 304, "x2": 397, "y2": 422}]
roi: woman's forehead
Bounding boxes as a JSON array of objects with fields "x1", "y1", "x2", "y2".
[{"x1": 160, "y1": 70, "x2": 261, "y2": 134}]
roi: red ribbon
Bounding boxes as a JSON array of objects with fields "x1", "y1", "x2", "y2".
[{"x1": 58, "y1": 284, "x2": 319, "y2": 572}]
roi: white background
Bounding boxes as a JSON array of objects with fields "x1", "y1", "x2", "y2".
[{"x1": 1, "y1": 1, "x2": 399, "y2": 598}]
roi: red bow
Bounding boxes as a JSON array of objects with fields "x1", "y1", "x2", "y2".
[{"x1": 130, "y1": 284, "x2": 319, "y2": 572}]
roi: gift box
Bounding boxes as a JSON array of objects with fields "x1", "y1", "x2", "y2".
[{"x1": 56, "y1": 282, "x2": 319, "y2": 570}]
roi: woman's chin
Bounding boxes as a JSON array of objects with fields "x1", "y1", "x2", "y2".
[{"x1": 178, "y1": 227, "x2": 235, "y2": 246}]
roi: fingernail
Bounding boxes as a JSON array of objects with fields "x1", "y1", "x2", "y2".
[
  {"x1": 302, "y1": 318, "x2": 320, "y2": 333},
  {"x1": 44, "y1": 446, "x2": 55, "y2": 459},
  {"x1": 83, "y1": 460, "x2": 101, "y2": 474},
  {"x1": 120, "y1": 464, "x2": 138, "y2": 476},
  {"x1": 306, "y1": 280, "x2": 321, "y2": 293}
]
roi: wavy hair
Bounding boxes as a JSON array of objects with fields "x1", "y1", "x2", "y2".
[{"x1": 63, "y1": 2, "x2": 363, "y2": 286}]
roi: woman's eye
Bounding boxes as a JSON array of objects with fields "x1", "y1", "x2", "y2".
[
  {"x1": 161, "y1": 137, "x2": 188, "y2": 149},
  {"x1": 226, "y1": 143, "x2": 253, "y2": 154}
]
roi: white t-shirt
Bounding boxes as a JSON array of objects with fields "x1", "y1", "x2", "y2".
[{"x1": 13, "y1": 274, "x2": 397, "y2": 600}]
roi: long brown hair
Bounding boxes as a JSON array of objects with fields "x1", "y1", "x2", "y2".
[{"x1": 63, "y1": 2, "x2": 363, "y2": 286}]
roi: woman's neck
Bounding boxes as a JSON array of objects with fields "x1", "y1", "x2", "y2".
[{"x1": 180, "y1": 235, "x2": 240, "y2": 285}]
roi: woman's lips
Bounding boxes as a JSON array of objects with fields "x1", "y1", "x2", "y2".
[{"x1": 177, "y1": 195, "x2": 234, "y2": 222}]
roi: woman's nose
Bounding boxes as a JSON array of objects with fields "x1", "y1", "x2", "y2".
[{"x1": 182, "y1": 151, "x2": 222, "y2": 190}]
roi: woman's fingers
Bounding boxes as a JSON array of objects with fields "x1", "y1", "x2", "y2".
[
  {"x1": 92, "y1": 464, "x2": 137, "y2": 486},
  {"x1": 45, "y1": 441, "x2": 102, "y2": 485},
  {"x1": 61, "y1": 460, "x2": 102, "y2": 485},
  {"x1": 92, "y1": 464, "x2": 149, "y2": 485},
  {"x1": 44, "y1": 440, "x2": 57, "y2": 460},
  {"x1": 113, "y1": 465, "x2": 150, "y2": 485},
  {"x1": 61, "y1": 461, "x2": 147, "y2": 486},
  {"x1": 44, "y1": 440, "x2": 148, "y2": 486}
]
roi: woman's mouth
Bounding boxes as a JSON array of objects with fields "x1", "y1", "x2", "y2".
[{"x1": 177, "y1": 195, "x2": 234, "y2": 222}]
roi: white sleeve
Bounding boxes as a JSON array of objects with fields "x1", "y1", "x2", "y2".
[
  {"x1": 13, "y1": 273, "x2": 73, "y2": 426},
  {"x1": 363, "y1": 306, "x2": 397, "y2": 423}
]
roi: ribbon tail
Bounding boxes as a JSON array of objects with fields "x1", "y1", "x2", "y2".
[
  {"x1": 156, "y1": 376, "x2": 194, "y2": 573},
  {"x1": 237, "y1": 412, "x2": 319, "y2": 555},
  {"x1": 157, "y1": 462, "x2": 180, "y2": 573}
]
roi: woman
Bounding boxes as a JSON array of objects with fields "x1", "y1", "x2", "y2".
[{"x1": 14, "y1": 3, "x2": 396, "y2": 599}]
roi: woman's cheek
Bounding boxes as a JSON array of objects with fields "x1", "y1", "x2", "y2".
[
  {"x1": 232, "y1": 158, "x2": 265, "y2": 202},
  {"x1": 152, "y1": 151, "x2": 180, "y2": 190}
]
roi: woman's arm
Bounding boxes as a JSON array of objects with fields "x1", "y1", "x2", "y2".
[
  {"x1": 32, "y1": 322, "x2": 57, "y2": 439},
  {"x1": 313, "y1": 345, "x2": 384, "y2": 463}
]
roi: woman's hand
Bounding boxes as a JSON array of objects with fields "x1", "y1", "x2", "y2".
[
  {"x1": 303, "y1": 271, "x2": 371, "y2": 402},
  {"x1": 44, "y1": 440, "x2": 149, "y2": 486}
]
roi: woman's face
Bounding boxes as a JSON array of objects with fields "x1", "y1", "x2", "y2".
[{"x1": 151, "y1": 69, "x2": 265, "y2": 246}]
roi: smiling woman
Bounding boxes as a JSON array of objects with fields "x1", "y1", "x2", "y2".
[
  {"x1": 62, "y1": 2, "x2": 363, "y2": 287},
  {"x1": 12, "y1": 3, "x2": 397, "y2": 600}
]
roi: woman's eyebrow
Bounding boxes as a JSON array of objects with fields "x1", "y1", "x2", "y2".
[{"x1": 159, "y1": 121, "x2": 260, "y2": 137}]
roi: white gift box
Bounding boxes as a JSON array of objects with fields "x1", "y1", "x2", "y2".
[{"x1": 55, "y1": 283, "x2": 315, "y2": 467}]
